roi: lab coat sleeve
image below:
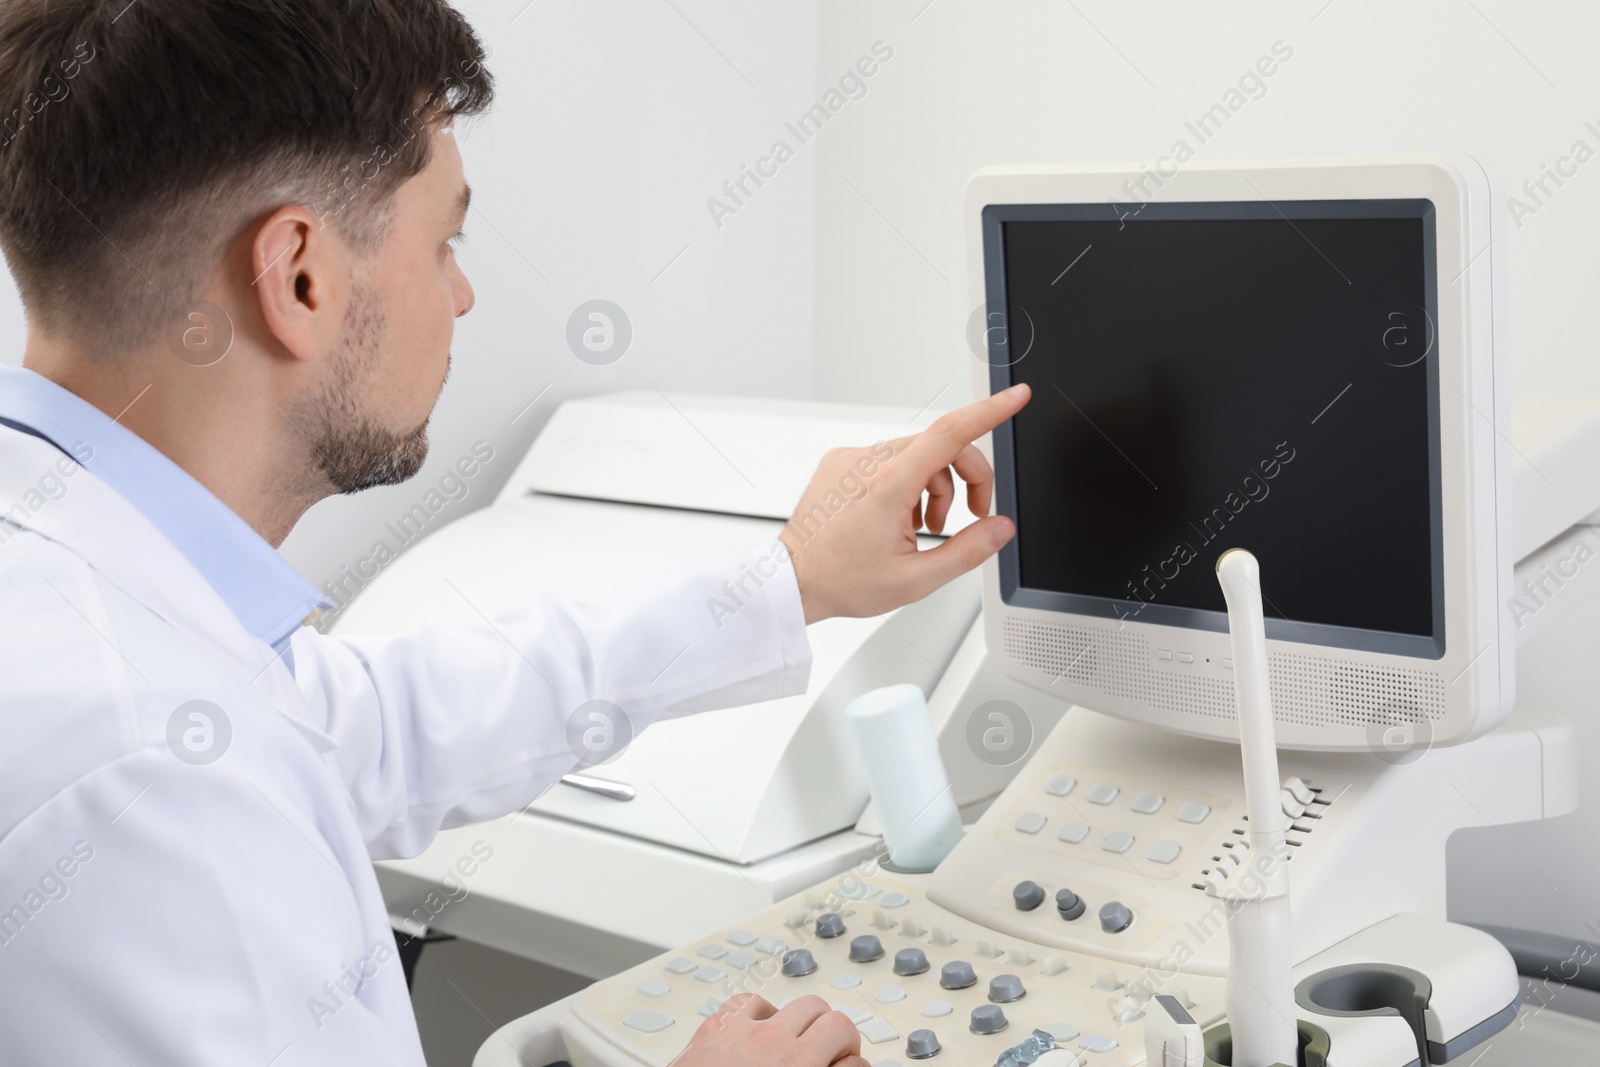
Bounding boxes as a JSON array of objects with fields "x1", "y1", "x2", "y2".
[{"x1": 287, "y1": 541, "x2": 812, "y2": 859}]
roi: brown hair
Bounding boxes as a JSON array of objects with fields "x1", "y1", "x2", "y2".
[{"x1": 0, "y1": 0, "x2": 494, "y2": 349}]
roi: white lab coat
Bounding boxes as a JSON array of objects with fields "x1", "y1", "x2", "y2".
[{"x1": 0, "y1": 425, "x2": 812, "y2": 1065}]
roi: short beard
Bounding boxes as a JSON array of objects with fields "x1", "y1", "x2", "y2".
[{"x1": 297, "y1": 284, "x2": 438, "y2": 495}]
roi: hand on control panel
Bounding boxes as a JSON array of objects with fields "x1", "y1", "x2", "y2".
[{"x1": 676, "y1": 993, "x2": 870, "y2": 1067}]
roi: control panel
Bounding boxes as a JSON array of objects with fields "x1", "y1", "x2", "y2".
[{"x1": 570, "y1": 871, "x2": 1225, "y2": 1066}]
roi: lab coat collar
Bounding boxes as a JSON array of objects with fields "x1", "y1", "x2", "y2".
[
  {"x1": 0, "y1": 364, "x2": 331, "y2": 652},
  {"x1": 0, "y1": 425, "x2": 310, "y2": 696}
]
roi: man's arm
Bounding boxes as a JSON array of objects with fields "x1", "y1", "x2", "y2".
[
  {"x1": 290, "y1": 539, "x2": 812, "y2": 859},
  {"x1": 289, "y1": 385, "x2": 1031, "y2": 860}
]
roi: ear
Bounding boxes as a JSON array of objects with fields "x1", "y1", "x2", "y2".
[{"x1": 251, "y1": 205, "x2": 346, "y2": 364}]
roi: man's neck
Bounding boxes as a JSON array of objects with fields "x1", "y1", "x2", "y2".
[{"x1": 22, "y1": 332, "x2": 326, "y2": 547}]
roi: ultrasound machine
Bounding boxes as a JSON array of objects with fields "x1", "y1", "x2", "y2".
[{"x1": 431, "y1": 158, "x2": 1600, "y2": 1066}]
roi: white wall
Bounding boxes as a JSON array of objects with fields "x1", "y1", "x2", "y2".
[
  {"x1": 810, "y1": 0, "x2": 1600, "y2": 951},
  {"x1": 812, "y1": 0, "x2": 1600, "y2": 411},
  {"x1": 281, "y1": 0, "x2": 820, "y2": 596},
  {"x1": 2, "y1": 0, "x2": 822, "y2": 600}
]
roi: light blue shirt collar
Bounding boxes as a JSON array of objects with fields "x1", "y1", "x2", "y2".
[{"x1": 0, "y1": 365, "x2": 331, "y2": 655}]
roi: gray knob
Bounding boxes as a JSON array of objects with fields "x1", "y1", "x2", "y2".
[
  {"x1": 940, "y1": 960, "x2": 977, "y2": 990},
  {"x1": 849, "y1": 934, "x2": 885, "y2": 963},
  {"x1": 894, "y1": 947, "x2": 930, "y2": 976},
  {"x1": 969, "y1": 1003, "x2": 1009, "y2": 1035},
  {"x1": 988, "y1": 973, "x2": 1026, "y2": 1003},
  {"x1": 1055, "y1": 888, "x2": 1086, "y2": 921},
  {"x1": 1100, "y1": 900, "x2": 1133, "y2": 934},
  {"x1": 781, "y1": 949, "x2": 817, "y2": 977},
  {"x1": 1012, "y1": 879, "x2": 1046, "y2": 911},
  {"x1": 906, "y1": 1028, "x2": 942, "y2": 1059},
  {"x1": 814, "y1": 913, "x2": 846, "y2": 939}
]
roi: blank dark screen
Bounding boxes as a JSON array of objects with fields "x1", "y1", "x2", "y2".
[{"x1": 1001, "y1": 209, "x2": 1436, "y2": 638}]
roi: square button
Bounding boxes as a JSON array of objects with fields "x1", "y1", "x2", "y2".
[
  {"x1": 726, "y1": 930, "x2": 758, "y2": 947},
  {"x1": 1014, "y1": 811, "x2": 1048, "y2": 835},
  {"x1": 665, "y1": 957, "x2": 696, "y2": 975},
  {"x1": 1045, "y1": 774, "x2": 1077, "y2": 797},
  {"x1": 1057, "y1": 821, "x2": 1091, "y2": 844},
  {"x1": 697, "y1": 999, "x2": 723, "y2": 1018},
  {"x1": 725, "y1": 952, "x2": 758, "y2": 970},
  {"x1": 834, "y1": 1004, "x2": 873, "y2": 1025},
  {"x1": 624, "y1": 1010, "x2": 675, "y2": 1033},
  {"x1": 1148, "y1": 841, "x2": 1182, "y2": 865},
  {"x1": 1087, "y1": 784, "x2": 1120, "y2": 805},
  {"x1": 1131, "y1": 792, "x2": 1164, "y2": 815},
  {"x1": 754, "y1": 939, "x2": 788, "y2": 957},
  {"x1": 860, "y1": 1017, "x2": 900, "y2": 1044},
  {"x1": 694, "y1": 967, "x2": 726, "y2": 983},
  {"x1": 1177, "y1": 801, "x2": 1212, "y2": 824},
  {"x1": 638, "y1": 980, "x2": 671, "y2": 997},
  {"x1": 697, "y1": 944, "x2": 728, "y2": 960},
  {"x1": 1102, "y1": 830, "x2": 1135, "y2": 854}
]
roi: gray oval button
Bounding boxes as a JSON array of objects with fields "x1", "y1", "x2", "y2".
[
  {"x1": 1012, "y1": 880, "x2": 1046, "y2": 911},
  {"x1": 940, "y1": 961, "x2": 977, "y2": 990},
  {"x1": 815, "y1": 913, "x2": 846, "y2": 939},
  {"x1": 906, "y1": 1028, "x2": 942, "y2": 1059},
  {"x1": 988, "y1": 974, "x2": 1026, "y2": 1003},
  {"x1": 1100, "y1": 900, "x2": 1134, "y2": 934},
  {"x1": 849, "y1": 935, "x2": 885, "y2": 963},
  {"x1": 781, "y1": 949, "x2": 817, "y2": 977},
  {"x1": 894, "y1": 948, "x2": 930, "y2": 976},
  {"x1": 970, "y1": 1003, "x2": 1009, "y2": 1035}
]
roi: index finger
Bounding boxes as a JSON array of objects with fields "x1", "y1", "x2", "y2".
[{"x1": 903, "y1": 384, "x2": 1030, "y2": 480}]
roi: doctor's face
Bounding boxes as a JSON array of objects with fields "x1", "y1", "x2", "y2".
[{"x1": 297, "y1": 126, "x2": 476, "y2": 495}]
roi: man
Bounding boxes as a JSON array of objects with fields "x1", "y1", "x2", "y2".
[{"x1": 0, "y1": 1, "x2": 1028, "y2": 1064}]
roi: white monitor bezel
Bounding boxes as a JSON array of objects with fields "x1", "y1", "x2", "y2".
[{"x1": 968, "y1": 157, "x2": 1513, "y2": 751}]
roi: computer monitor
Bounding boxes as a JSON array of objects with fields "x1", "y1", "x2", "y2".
[{"x1": 968, "y1": 159, "x2": 1512, "y2": 750}]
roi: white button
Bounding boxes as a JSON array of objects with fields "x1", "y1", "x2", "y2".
[
  {"x1": 882, "y1": 893, "x2": 910, "y2": 908},
  {"x1": 1282, "y1": 790, "x2": 1308, "y2": 820},
  {"x1": 1148, "y1": 841, "x2": 1182, "y2": 864},
  {"x1": 1087, "y1": 784, "x2": 1119, "y2": 805},
  {"x1": 860, "y1": 1017, "x2": 900, "y2": 1044},
  {"x1": 697, "y1": 944, "x2": 727, "y2": 960},
  {"x1": 725, "y1": 952, "x2": 757, "y2": 970},
  {"x1": 1284, "y1": 776, "x2": 1316, "y2": 805},
  {"x1": 637, "y1": 980, "x2": 670, "y2": 997},
  {"x1": 694, "y1": 967, "x2": 725, "y2": 983},
  {"x1": 831, "y1": 974, "x2": 862, "y2": 989},
  {"x1": 1058, "y1": 821, "x2": 1090, "y2": 844},
  {"x1": 834, "y1": 1004, "x2": 873, "y2": 1024},
  {"x1": 727, "y1": 930, "x2": 758, "y2": 946},
  {"x1": 665, "y1": 957, "x2": 696, "y2": 975},
  {"x1": 1177, "y1": 652, "x2": 1194, "y2": 664},
  {"x1": 1131, "y1": 792, "x2": 1164, "y2": 815},
  {"x1": 1177, "y1": 801, "x2": 1211, "y2": 824},
  {"x1": 921, "y1": 999, "x2": 953, "y2": 1017},
  {"x1": 1080, "y1": 1033, "x2": 1119, "y2": 1052},
  {"x1": 876, "y1": 986, "x2": 906, "y2": 1003},
  {"x1": 623, "y1": 1010, "x2": 675, "y2": 1033},
  {"x1": 1043, "y1": 1021, "x2": 1080, "y2": 1042},
  {"x1": 1222, "y1": 657, "x2": 1234, "y2": 669},
  {"x1": 1014, "y1": 811, "x2": 1047, "y2": 834},
  {"x1": 1045, "y1": 774, "x2": 1077, "y2": 797},
  {"x1": 1156, "y1": 649, "x2": 1173, "y2": 660},
  {"x1": 697, "y1": 999, "x2": 722, "y2": 1018},
  {"x1": 1102, "y1": 830, "x2": 1135, "y2": 853}
]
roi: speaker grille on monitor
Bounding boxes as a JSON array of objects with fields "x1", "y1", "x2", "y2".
[{"x1": 1003, "y1": 617, "x2": 1445, "y2": 729}]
